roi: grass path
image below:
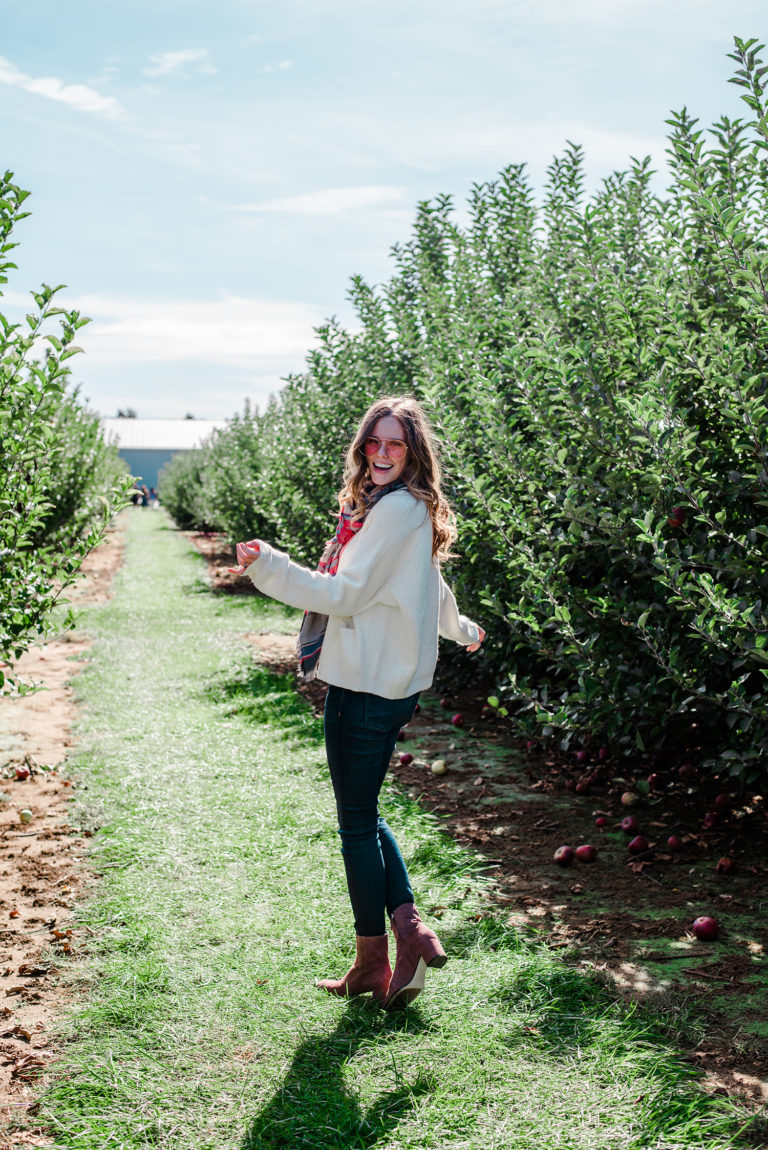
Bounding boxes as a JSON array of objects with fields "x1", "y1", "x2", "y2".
[{"x1": 34, "y1": 511, "x2": 763, "y2": 1149}]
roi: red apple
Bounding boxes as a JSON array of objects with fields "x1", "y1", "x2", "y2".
[
  {"x1": 621, "y1": 815, "x2": 640, "y2": 835},
  {"x1": 554, "y1": 845, "x2": 575, "y2": 866},
  {"x1": 597, "y1": 746, "x2": 609, "y2": 762},
  {"x1": 627, "y1": 835, "x2": 649, "y2": 854},
  {"x1": 692, "y1": 916, "x2": 719, "y2": 941},
  {"x1": 715, "y1": 856, "x2": 735, "y2": 875},
  {"x1": 702, "y1": 811, "x2": 719, "y2": 830},
  {"x1": 678, "y1": 763, "x2": 696, "y2": 782},
  {"x1": 714, "y1": 793, "x2": 731, "y2": 809},
  {"x1": 647, "y1": 773, "x2": 663, "y2": 791},
  {"x1": 440, "y1": 697, "x2": 451, "y2": 709},
  {"x1": 398, "y1": 729, "x2": 407, "y2": 741},
  {"x1": 594, "y1": 816, "x2": 608, "y2": 828},
  {"x1": 575, "y1": 844, "x2": 597, "y2": 862},
  {"x1": 451, "y1": 713, "x2": 464, "y2": 728},
  {"x1": 667, "y1": 834, "x2": 683, "y2": 851},
  {"x1": 15, "y1": 765, "x2": 31, "y2": 781},
  {"x1": 399, "y1": 752, "x2": 413, "y2": 766},
  {"x1": 414, "y1": 703, "x2": 421, "y2": 714},
  {"x1": 575, "y1": 749, "x2": 588, "y2": 765},
  {"x1": 575, "y1": 780, "x2": 591, "y2": 794}
]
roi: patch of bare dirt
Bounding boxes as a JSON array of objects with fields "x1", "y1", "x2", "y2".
[
  {"x1": 186, "y1": 530, "x2": 250, "y2": 595},
  {"x1": 0, "y1": 520, "x2": 125, "y2": 1147}
]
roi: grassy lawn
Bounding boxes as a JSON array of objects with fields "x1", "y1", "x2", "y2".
[{"x1": 33, "y1": 510, "x2": 765, "y2": 1149}]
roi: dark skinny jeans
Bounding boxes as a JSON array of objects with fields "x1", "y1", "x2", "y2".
[{"x1": 324, "y1": 685, "x2": 420, "y2": 937}]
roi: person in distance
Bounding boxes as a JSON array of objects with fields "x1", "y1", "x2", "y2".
[{"x1": 230, "y1": 395, "x2": 485, "y2": 1009}]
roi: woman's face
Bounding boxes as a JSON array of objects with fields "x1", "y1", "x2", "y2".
[{"x1": 365, "y1": 415, "x2": 409, "y2": 487}]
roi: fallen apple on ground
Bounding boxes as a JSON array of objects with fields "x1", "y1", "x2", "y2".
[
  {"x1": 575, "y1": 844, "x2": 597, "y2": 862},
  {"x1": 554, "y1": 845, "x2": 575, "y2": 866},
  {"x1": 692, "y1": 916, "x2": 719, "y2": 941}
]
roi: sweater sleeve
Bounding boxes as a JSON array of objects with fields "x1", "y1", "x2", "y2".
[
  {"x1": 438, "y1": 573, "x2": 480, "y2": 645},
  {"x1": 246, "y1": 493, "x2": 426, "y2": 617}
]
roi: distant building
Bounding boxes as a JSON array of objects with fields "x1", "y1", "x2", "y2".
[{"x1": 101, "y1": 418, "x2": 226, "y2": 490}]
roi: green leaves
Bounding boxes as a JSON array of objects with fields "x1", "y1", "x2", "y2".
[
  {"x1": 0, "y1": 171, "x2": 130, "y2": 682},
  {"x1": 164, "y1": 37, "x2": 768, "y2": 780}
]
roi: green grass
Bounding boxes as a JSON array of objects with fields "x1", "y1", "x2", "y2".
[{"x1": 26, "y1": 511, "x2": 767, "y2": 1149}]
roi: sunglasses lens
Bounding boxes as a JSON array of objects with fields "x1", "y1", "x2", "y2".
[{"x1": 364, "y1": 437, "x2": 406, "y2": 458}]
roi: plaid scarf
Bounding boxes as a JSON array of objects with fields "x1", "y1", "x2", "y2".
[{"x1": 296, "y1": 478, "x2": 406, "y2": 682}]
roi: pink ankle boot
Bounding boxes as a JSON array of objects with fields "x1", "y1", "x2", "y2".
[
  {"x1": 315, "y1": 934, "x2": 391, "y2": 1003},
  {"x1": 383, "y1": 903, "x2": 447, "y2": 1010}
]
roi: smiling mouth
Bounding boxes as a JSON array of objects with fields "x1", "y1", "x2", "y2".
[{"x1": 372, "y1": 461, "x2": 393, "y2": 473}]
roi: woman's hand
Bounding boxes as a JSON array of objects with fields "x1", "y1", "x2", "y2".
[
  {"x1": 228, "y1": 539, "x2": 261, "y2": 575},
  {"x1": 466, "y1": 626, "x2": 485, "y2": 653}
]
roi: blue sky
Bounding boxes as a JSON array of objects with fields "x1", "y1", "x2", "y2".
[{"x1": 2, "y1": 1, "x2": 765, "y2": 418}]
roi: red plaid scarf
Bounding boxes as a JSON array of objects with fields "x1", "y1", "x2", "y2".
[{"x1": 296, "y1": 478, "x2": 406, "y2": 681}]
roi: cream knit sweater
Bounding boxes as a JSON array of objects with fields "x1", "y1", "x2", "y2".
[{"x1": 246, "y1": 489, "x2": 480, "y2": 699}]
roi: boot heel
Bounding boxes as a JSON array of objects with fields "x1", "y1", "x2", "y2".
[
  {"x1": 385, "y1": 903, "x2": 448, "y2": 1010},
  {"x1": 386, "y1": 955, "x2": 427, "y2": 1009}
]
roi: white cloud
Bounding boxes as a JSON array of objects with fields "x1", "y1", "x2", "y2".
[
  {"x1": 37, "y1": 293, "x2": 326, "y2": 370},
  {"x1": 0, "y1": 55, "x2": 124, "y2": 119},
  {"x1": 230, "y1": 185, "x2": 408, "y2": 216},
  {"x1": 373, "y1": 112, "x2": 668, "y2": 185},
  {"x1": 144, "y1": 49, "x2": 216, "y2": 78},
  {"x1": 262, "y1": 60, "x2": 294, "y2": 74}
]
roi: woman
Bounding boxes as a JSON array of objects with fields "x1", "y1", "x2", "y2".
[{"x1": 231, "y1": 396, "x2": 485, "y2": 1009}]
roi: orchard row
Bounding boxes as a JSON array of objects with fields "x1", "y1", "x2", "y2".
[
  {"x1": 161, "y1": 38, "x2": 768, "y2": 782},
  {"x1": 0, "y1": 172, "x2": 129, "y2": 684}
]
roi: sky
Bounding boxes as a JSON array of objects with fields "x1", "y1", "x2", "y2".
[{"x1": 2, "y1": 1, "x2": 765, "y2": 420}]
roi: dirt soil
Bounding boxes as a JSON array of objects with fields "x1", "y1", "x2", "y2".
[
  {"x1": 0, "y1": 520, "x2": 125, "y2": 1148},
  {"x1": 189, "y1": 530, "x2": 768, "y2": 1111}
]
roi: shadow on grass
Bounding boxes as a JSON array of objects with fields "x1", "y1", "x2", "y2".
[
  {"x1": 486, "y1": 944, "x2": 767, "y2": 1148},
  {"x1": 205, "y1": 660, "x2": 324, "y2": 747},
  {"x1": 242, "y1": 1005, "x2": 433, "y2": 1150}
]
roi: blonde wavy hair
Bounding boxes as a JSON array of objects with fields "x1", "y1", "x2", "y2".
[{"x1": 339, "y1": 395, "x2": 457, "y2": 562}]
